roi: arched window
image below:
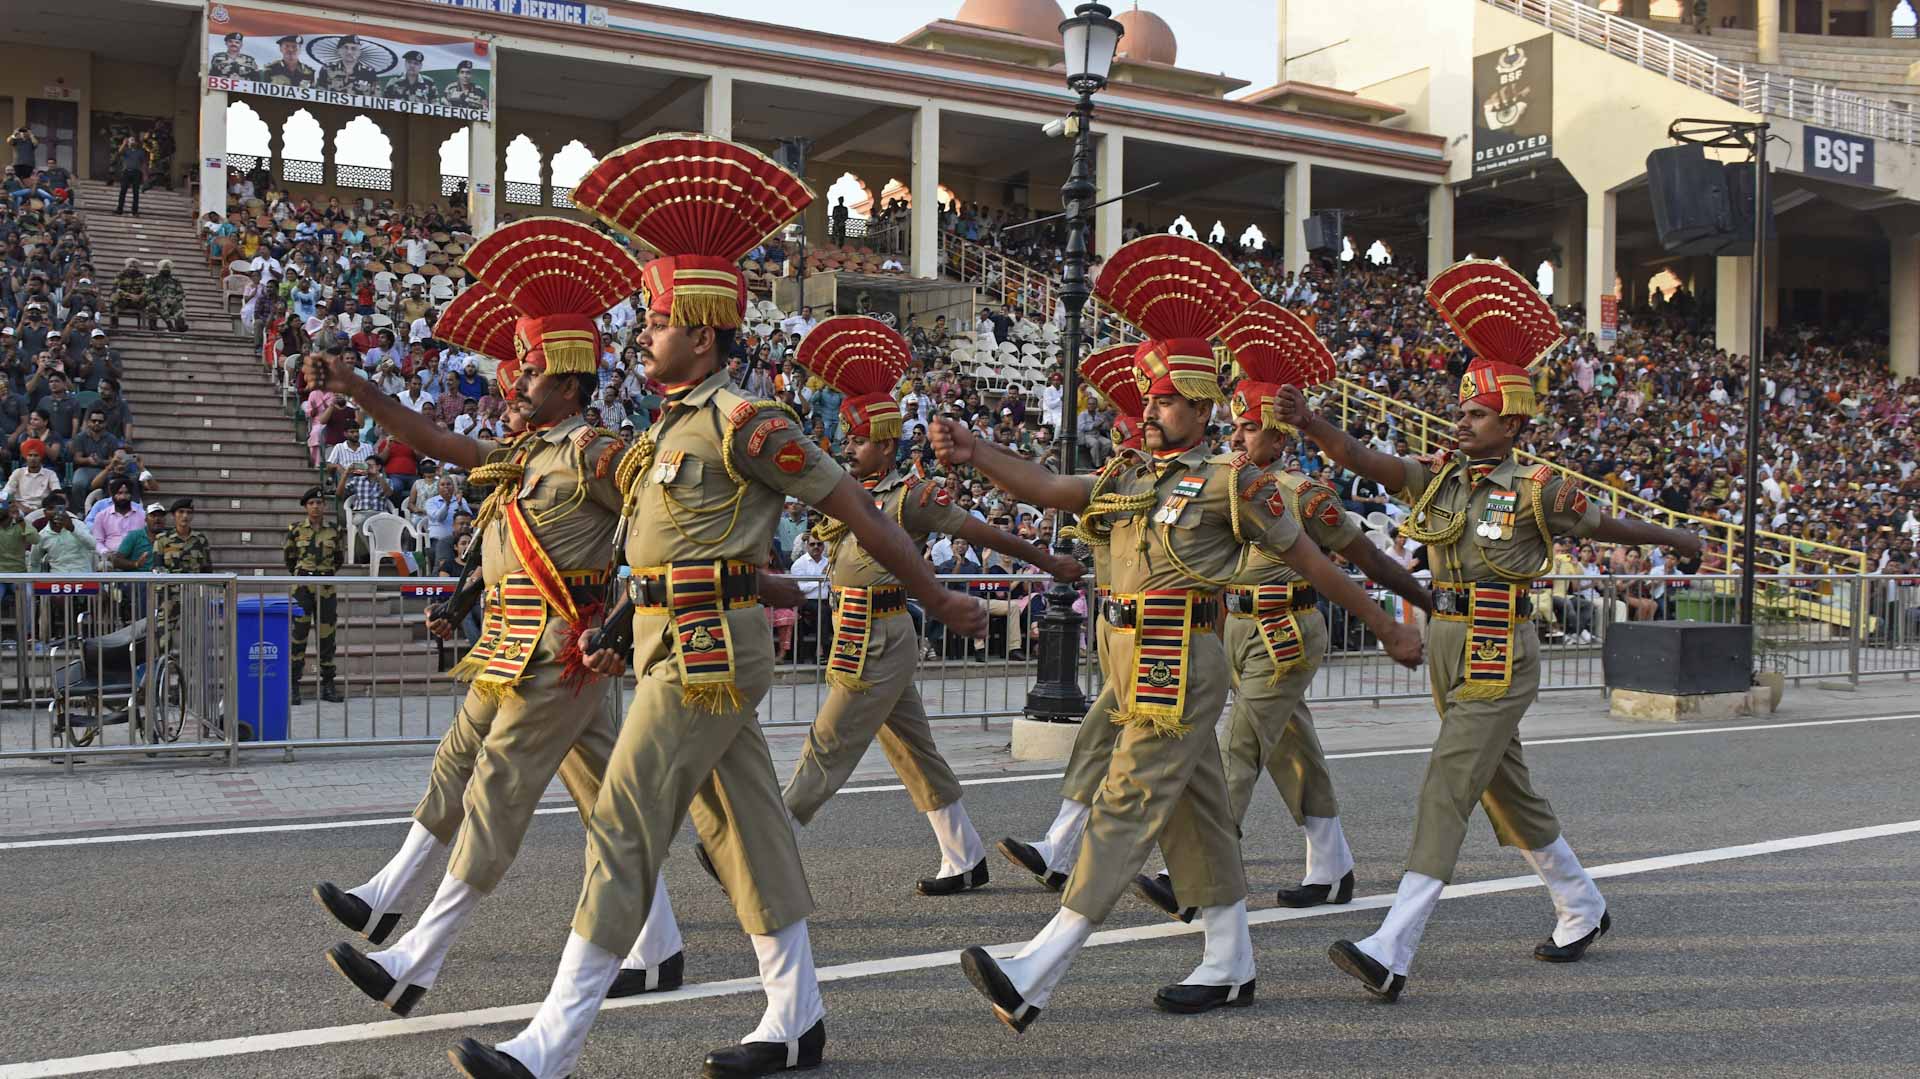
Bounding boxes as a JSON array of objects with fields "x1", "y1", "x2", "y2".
[
  {"x1": 1339, "y1": 236, "x2": 1355, "y2": 262},
  {"x1": 1536, "y1": 259, "x2": 1555, "y2": 297},
  {"x1": 503, "y1": 134, "x2": 544, "y2": 206},
  {"x1": 877, "y1": 178, "x2": 911, "y2": 212},
  {"x1": 825, "y1": 172, "x2": 875, "y2": 218},
  {"x1": 549, "y1": 140, "x2": 598, "y2": 209},
  {"x1": 225, "y1": 101, "x2": 271, "y2": 176},
  {"x1": 279, "y1": 109, "x2": 325, "y2": 184},
  {"x1": 1647, "y1": 267, "x2": 1682, "y2": 304},
  {"x1": 936, "y1": 183, "x2": 960, "y2": 211},
  {"x1": 1365, "y1": 240, "x2": 1392, "y2": 265},
  {"x1": 1167, "y1": 214, "x2": 1198, "y2": 239},
  {"x1": 440, "y1": 128, "x2": 470, "y2": 199},
  {"x1": 333, "y1": 115, "x2": 393, "y2": 191},
  {"x1": 1894, "y1": 0, "x2": 1917, "y2": 38},
  {"x1": 1207, "y1": 220, "x2": 1227, "y2": 244},
  {"x1": 1238, "y1": 223, "x2": 1268, "y2": 250}
]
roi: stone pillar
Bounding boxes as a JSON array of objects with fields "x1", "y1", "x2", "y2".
[
  {"x1": 1427, "y1": 183, "x2": 1455, "y2": 276},
  {"x1": 199, "y1": 90, "x2": 228, "y2": 222},
  {"x1": 704, "y1": 74, "x2": 733, "y2": 141},
  {"x1": 467, "y1": 121, "x2": 497, "y2": 235},
  {"x1": 1284, "y1": 160, "x2": 1311, "y2": 273},
  {"x1": 911, "y1": 104, "x2": 940, "y2": 279},
  {"x1": 1584, "y1": 189, "x2": 1618, "y2": 338},
  {"x1": 1560, "y1": 203, "x2": 1588, "y2": 306},
  {"x1": 1891, "y1": 234, "x2": 1920, "y2": 377},
  {"x1": 1757, "y1": 0, "x2": 1781, "y2": 64},
  {"x1": 1095, "y1": 130, "x2": 1124, "y2": 261},
  {"x1": 1716, "y1": 255, "x2": 1755, "y2": 358},
  {"x1": 1276, "y1": 0, "x2": 1290, "y2": 82}
]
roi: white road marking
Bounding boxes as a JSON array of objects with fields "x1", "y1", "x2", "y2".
[
  {"x1": 3, "y1": 818, "x2": 1916, "y2": 1078},
  {"x1": 6, "y1": 711, "x2": 1916, "y2": 852}
]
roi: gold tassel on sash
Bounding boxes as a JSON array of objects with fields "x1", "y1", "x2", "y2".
[{"x1": 825, "y1": 587, "x2": 875, "y2": 693}]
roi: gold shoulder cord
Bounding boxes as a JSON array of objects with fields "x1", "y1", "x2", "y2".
[{"x1": 1397, "y1": 458, "x2": 1469, "y2": 546}]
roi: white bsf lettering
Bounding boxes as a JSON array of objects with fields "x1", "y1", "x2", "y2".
[{"x1": 1812, "y1": 134, "x2": 1866, "y2": 176}]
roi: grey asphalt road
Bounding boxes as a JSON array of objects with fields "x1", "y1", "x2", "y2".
[{"x1": 5, "y1": 714, "x2": 1920, "y2": 1078}]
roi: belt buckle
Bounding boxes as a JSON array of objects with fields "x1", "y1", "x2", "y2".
[
  {"x1": 1102, "y1": 599, "x2": 1129, "y2": 628},
  {"x1": 1224, "y1": 592, "x2": 1247, "y2": 615},
  {"x1": 1436, "y1": 590, "x2": 1459, "y2": 615}
]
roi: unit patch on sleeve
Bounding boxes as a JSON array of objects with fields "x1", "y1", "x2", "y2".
[
  {"x1": 774, "y1": 441, "x2": 807, "y2": 474},
  {"x1": 1302, "y1": 487, "x2": 1342, "y2": 526}
]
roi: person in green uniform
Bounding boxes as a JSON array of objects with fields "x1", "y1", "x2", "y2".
[
  {"x1": 144, "y1": 259, "x2": 188, "y2": 332},
  {"x1": 454, "y1": 134, "x2": 986, "y2": 1079},
  {"x1": 262, "y1": 35, "x2": 315, "y2": 88},
  {"x1": 1275, "y1": 259, "x2": 1702, "y2": 1001},
  {"x1": 773, "y1": 315, "x2": 1083, "y2": 896},
  {"x1": 152, "y1": 497, "x2": 212, "y2": 661},
  {"x1": 441, "y1": 60, "x2": 487, "y2": 110},
  {"x1": 934, "y1": 235, "x2": 1422, "y2": 1030},
  {"x1": 108, "y1": 259, "x2": 145, "y2": 330},
  {"x1": 285, "y1": 486, "x2": 345, "y2": 704},
  {"x1": 1132, "y1": 300, "x2": 1433, "y2": 922},
  {"x1": 382, "y1": 50, "x2": 440, "y2": 105},
  {"x1": 209, "y1": 32, "x2": 262, "y2": 80},
  {"x1": 312, "y1": 221, "x2": 687, "y2": 1019},
  {"x1": 319, "y1": 35, "x2": 381, "y2": 96}
]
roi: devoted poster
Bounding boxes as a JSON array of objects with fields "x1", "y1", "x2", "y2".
[
  {"x1": 205, "y1": 4, "x2": 493, "y2": 122},
  {"x1": 1473, "y1": 35, "x2": 1553, "y2": 177}
]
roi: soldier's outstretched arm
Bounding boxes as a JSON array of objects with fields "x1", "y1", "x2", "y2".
[
  {"x1": 1341, "y1": 535, "x2": 1434, "y2": 614},
  {"x1": 928, "y1": 416, "x2": 1093, "y2": 513},
  {"x1": 815, "y1": 476, "x2": 988, "y2": 638},
  {"x1": 1273, "y1": 534, "x2": 1423, "y2": 669},
  {"x1": 1589, "y1": 515, "x2": 1704, "y2": 558},
  {"x1": 1272, "y1": 384, "x2": 1406, "y2": 490},
  {"x1": 317, "y1": 351, "x2": 485, "y2": 471},
  {"x1": 955, "y1": 517, "x2": 1083, "y2": 582}
]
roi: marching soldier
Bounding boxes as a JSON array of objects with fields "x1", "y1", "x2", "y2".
[
  {"x1": 285, "y1": 486, "x2": 345, "y2": 704},
  {"x1": 935, "y1": 236, "x2": 1421, "y2": 1031},
  {"x1": 1276, "y1": 259, "x2": 1700, "y2": 1001},
  {"x1": 995, "y1": 343, "x2": 1146, "y2": 891},
  {"x1": 313, "y1": 221, "x2": 687, "y2": 1018},
  {"x1": 262, "y1": 35, "x2": 315, "y2": 88},
  {"x1": 382, "y1": 50, "x2": 440, "y2": 104},
  {"x1": 320, "y1": 35, "x2": 380, "y2": 96},
  {"x1": 773, "y1": 316, "x2": 1083, "y2": 896},
  {"x1": 210, "y1": 31, "x2": 262, "y2": 80},
  {"x1": 452, "y1": 134, "x2": 985, "y2": 1079},
  {"x1": 441, "y1": 60, "x2": 488, "y2": 109},
  {"x1": 1131, "y1": 301, "x2": 1432, "y2": 923}
]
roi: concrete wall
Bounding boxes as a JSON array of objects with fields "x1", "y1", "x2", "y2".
[{"x1": 0, "y1": 43, "x2": 186, "y2": 180}]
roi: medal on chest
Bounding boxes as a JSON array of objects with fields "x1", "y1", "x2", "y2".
[
  {"x1": 1477, "y1": 489, "x2": 1518, "y2": 540},
  {"x1": 650, "y1": 449, "x2": 686, "y2": 484},
  {"x1": 1155, "y1": 476, "x2": 1206, "y2": 524}
]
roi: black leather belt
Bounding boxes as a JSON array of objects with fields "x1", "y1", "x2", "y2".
[
  {"x1": 1224, "y1": 584, "x2": 1319, "y2": 616},
  {"x1": 1433, "y1": 584, "x2": 1533, "y2": 620},
  {"x1": 627, "y1": 559, "x2": 760, "y2": 607},
  {"x1": 832, "y1": 585, "x2": 907, "y2": 614},
  {"x1": 1101, "y1": 596, "x2": 1221, "y2": 630}
]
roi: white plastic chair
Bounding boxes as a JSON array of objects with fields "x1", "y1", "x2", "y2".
[
  {"x1": 373, "y1": 271, "x2": 396, "y2": 297},
  {"x1": 1366, "y1": 511, "x2": 1393, "y2": 533},
  {"x1": 428, "y1": 274, "x2": 455, "y2": 301},
  {"x1": 360, "y1": 512, "x2": 423, "y2": 576}
]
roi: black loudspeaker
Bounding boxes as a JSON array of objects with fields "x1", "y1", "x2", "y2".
[
  {"x1": 1647, "y1": 145, "x2": 1733, "y2": 254},
  {"x1": 1303, "y1": 211, "x2": 1342, "y2": 253},
  {"x1": 1602, "y1": 622, "x2": 1753, "y2": 696}
]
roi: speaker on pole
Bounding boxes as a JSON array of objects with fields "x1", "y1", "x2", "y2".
[
  {"x1": 1303, "y1": 210, "x2": 1342, "y2": 253},
  {"x1": 1647, "y1": 145, "x2": 1732, "y2": 253}
]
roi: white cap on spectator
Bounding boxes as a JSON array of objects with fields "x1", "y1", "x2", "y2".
[
  {"x1": 90, "y1": 329, "x2": 106, "y2": 338},
  {"x1": 1, "y1": 327, "x2": 13, "y2": 336},
  {"x1": 305, "y1": 316, "x2": 325, "y2": 334}
]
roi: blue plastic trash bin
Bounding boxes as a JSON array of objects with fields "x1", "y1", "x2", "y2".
[{"x1": 235, "y1": 595, "x2": 294, "y2": 742}]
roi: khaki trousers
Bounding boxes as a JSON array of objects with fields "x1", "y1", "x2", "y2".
[
  {"x1": 573, "y1": 606, "x2": 813, "y2": 954},
  {"x1": 413, "y1": 623, "x2": 621, "y2": 893},
  {"x1": 1406, "y1": 618, "x2": 1562, "y2": 883},
  {"x1": 784, "y1": 613, "x2": 963, "y2": 823},
  {"x1": 1062, "y1": 627, "x2": 1246, "y2": 921},
  {"x1": 1059, "y1": 622, "x2": 1126, "y2": 804},
  {"x1": 1221, "y1": 611, "x2": 1339, "y2": 826}
]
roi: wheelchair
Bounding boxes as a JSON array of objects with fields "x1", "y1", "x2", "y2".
[{"x1": 45, "y1": 617, "x2": 241, "y2": 748}]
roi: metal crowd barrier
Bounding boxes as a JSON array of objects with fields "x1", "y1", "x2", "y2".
[{"x1": 3, "y1": 570, "x2": 1914, "y2": 767}]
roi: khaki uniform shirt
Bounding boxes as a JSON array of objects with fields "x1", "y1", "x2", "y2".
[
  {"x1": 1395, "y1": 452, "x2": 1599, "y2": 584},
  {"x1": 1231, "y1": 468, "x2": 1358, "y2": 586},
  {"x1": 1105, "y1": 444, "x2": 1302, "y2": 595},
  {"x1": 826, "y1": 469, "x2": 968, "y2": 588},
  {"x1": 283, "y1": 521, "x2": 343, "y2": 574},
  {"x1": 475, "y1": 415, "x2": 624, "y2": 584},
  {"x1": 624, "y1": 370, "x2": 843, "y2": 569}
]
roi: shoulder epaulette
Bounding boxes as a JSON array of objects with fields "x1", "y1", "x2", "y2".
[
  {"x1": 1527, "y1": 463, "x2": 1555, "y2": 485},
  {"x1": 714, "y1": 387, "x2": 801, "y2": 433}
]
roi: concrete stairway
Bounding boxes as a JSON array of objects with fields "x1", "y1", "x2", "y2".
[
  {"x1": 1639, "y1": 24, "x2": 1920, "y2": 112},
  {"x1": 70, "y1": 179, "x2": 446, "y2": 690}
]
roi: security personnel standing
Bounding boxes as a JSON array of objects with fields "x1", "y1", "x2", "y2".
[
  {"x1": 935, "y1": 236, "x2": 1422, "y2": 1030},
  {"x1": 314, "y1": 220, "x2": 688, "y2": 1018},
  {"x1": 1279, "y1": 259, "x2": 1701, "y2": 1001},
  {"x1": 382, "y1": 50, "x2": 440, "y2": 104},
  {"x1": 152, "y1": 497, "x2": 212, "y2": 660},
  {"x1": 210, "y1": 32, "x2": 262, "y2": 79},
  {"x1": 995, "y1": 343, "x2": 1146, "y2": 891},
  {"x1": 1132, "y1": 301, "x2": 1431, "y2": 923},
  {"x1": 262, "y1": 35, "x2": 314, "y2": 87},
  {"x1": 285, "y1": 486, "x2": 345, "y2": 704},
  {"x1": 456, "y1": 134, "x2": 985, "y2": 1079},
  {"x1": 780, "y1": 316, "x2": 1082, "y2": 896}
]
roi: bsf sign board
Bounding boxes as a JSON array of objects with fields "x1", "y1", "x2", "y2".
[
  {"x1": 1473, "y1": 36, "x2": 1553, "y2": 176},
  {"x1": 1599, "y1": 294, "x2": 1618, "y2": 347},
  {"x1": 204, "y1": 4, "x2": 492, "y2": 122},
  {"x1": 1805, "y1": 125, "x2": 1875, "y2": 186}
]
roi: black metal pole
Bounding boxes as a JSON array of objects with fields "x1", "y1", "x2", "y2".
[
  {"x1": 1738, "y1": 124, "x2": 1769, "y2": 625},
  {"x1": 1023, "y1": 89, "x2": 1098, "y2": 724}
]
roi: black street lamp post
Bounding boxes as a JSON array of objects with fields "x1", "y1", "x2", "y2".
[{"x1": 1024, "y1": 3, "x2": 1123, "y2": 725}]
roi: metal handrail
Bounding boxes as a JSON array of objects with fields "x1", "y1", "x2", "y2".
[{"x1": 1480, "y1": 0, "x2": 1920, "y2": 145}]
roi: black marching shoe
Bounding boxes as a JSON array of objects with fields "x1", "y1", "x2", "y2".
[
  {"x1": 702, "y1": 1018, "x2": 825, "y2": 1077},
  {"x1": 1276, "y1": 869, "x2": 1356, "y2": 909},
  {"x1": 321, "y1": 679, "x2": 347, "y2": 703},
  {"x1": 917, "y1": 859, "x2": 989, "y2": 896},
  {"x1": 1130, "y1": 872, "x2": 1197, "y2": 923},
  {"x1": 447, "y1": 1038, "x2": 537, "y2": 1079},
  {"x1": 606, "y1": 950, "x2": 685, "y2": 997},
  {"x1": 325, "y1": 941, "x2": 425, "y2": 1015},
  {"x1": 1534, "y1": 910, "x2": 1611, "y2": 963},
  {"x1": 312, "y1": 881, "x2": 402, "y2": 944},
  {"x1": 995, "y1": 837, "x2": 1067, "y2": 891},
  {"x1": 1154, "y1": 979, "x2": 1256, "y2": 1014},
  {"x1": 291, "y1": 681, "x2": 304, "y2": 706},
  {"x1": 1328, "y1": 940, "x2": 1406, "y2": 1002},
  {"x1": 959, "y1": 946, "x2": 1042, "y2": 1034}
]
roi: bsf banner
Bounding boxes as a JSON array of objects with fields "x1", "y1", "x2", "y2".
[
  {"x1": 205, "y1": 3, "x2": 492, "y2": 122},
  {"x1": 1473, "y1": 35, "x2": 1553, "y2": 176}
]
